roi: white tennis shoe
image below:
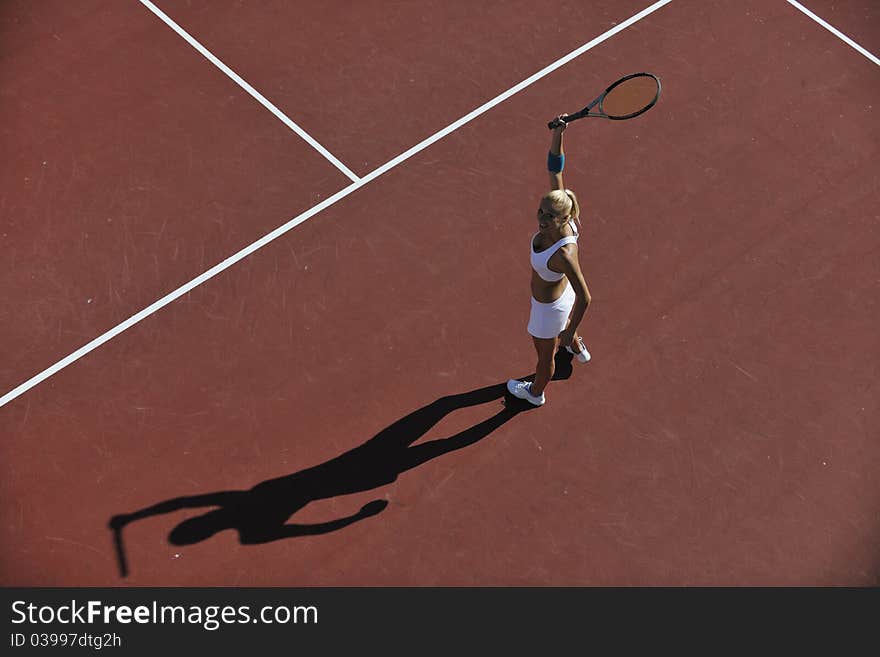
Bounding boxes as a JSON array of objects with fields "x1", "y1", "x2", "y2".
[
  {"x1": 506, "y1": 379, "x2": 546, "y2": 406},
  {"x1": 565, "y1": 336, "x2": 591, "y2": 363}
]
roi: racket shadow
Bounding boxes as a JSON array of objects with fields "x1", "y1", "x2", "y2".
[{"x1": 108, "y1": 379, "x2": 542, "y2": 578}]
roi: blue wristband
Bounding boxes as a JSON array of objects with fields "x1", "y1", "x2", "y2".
[{"x1": 547, "y1": 152, "x2": 565, "y2": 173}]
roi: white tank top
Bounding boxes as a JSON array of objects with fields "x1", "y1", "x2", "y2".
[{"x1": 530, "y1": 223, "x2": 578, "y2": 282}]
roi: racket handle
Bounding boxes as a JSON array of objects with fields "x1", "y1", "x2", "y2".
[{"x1": 547, "y1": 115, "x2": 570, "y2": 130}]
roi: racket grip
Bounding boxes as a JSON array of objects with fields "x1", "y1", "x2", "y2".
[{"x1": 547, "y1": 115, "x2": 569, "y2": 130}]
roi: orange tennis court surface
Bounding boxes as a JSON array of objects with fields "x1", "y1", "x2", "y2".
[{"x1": 1, "y1": 0, "x2": 877, "y2": 585}]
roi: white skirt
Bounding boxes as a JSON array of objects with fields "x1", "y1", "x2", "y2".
[{"x1": 527, "y1": 282, "x2": 575, "y2": 339}]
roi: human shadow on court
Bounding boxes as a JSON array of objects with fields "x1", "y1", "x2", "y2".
[{"x1": 107, "y1": 356, "x2": 574, "y2": 577}]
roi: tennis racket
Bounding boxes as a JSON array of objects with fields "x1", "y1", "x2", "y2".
[{"x1": 548, "y1": 72, "x2": 661, "y2": 128}]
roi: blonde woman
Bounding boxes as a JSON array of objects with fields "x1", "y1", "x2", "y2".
[{"x1": 507, "y1": 118, "x2": 592, "y2": 406}]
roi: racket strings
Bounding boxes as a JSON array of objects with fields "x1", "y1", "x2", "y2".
[{"x1": 600, "y1": 75, "x2": 659, "y2": 118}]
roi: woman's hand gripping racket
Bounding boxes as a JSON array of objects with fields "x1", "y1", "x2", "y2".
[{"x1": 548, "y1": 72, "x2": 661, "y2": 128}]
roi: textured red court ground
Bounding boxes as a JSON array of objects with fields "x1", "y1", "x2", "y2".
[{"x1": 1, "y1": 0, "x2": 878, "y2": 585}]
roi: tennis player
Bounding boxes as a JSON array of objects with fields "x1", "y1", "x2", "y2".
[{"x1": 507, "y1": 117, "x2": 592, "y2": 406}]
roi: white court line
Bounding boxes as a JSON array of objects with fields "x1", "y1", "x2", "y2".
[
  {"x1": 138, "y1": 0, "x2": 361, "y2": 182},
  {"x1": 0, "y1": 0, "x2": 673, "y2": 410},
  {"x1": 786, "y1": 0, "x2": 880, "y2": 66}
]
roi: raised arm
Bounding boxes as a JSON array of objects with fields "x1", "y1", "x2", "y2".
[{"x1": 548, "y1": 116, "x2": 567, "y2": 191}]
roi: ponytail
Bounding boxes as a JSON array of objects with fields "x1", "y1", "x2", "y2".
[{"x1": 564, "y1": 189, "x2": 581, "y2": 229}]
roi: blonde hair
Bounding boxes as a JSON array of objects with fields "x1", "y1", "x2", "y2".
[{"x1": 542, "y1": 189, "x2": 581, "y2": 228}]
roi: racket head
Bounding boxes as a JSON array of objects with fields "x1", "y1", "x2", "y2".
[{"x1": 598, "y1": 72, "x2": 661, "y2": 120}]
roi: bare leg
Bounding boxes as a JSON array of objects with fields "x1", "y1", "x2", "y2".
[{"x1": 530, "y1": 336, "x2": 558, "y2": 395}]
